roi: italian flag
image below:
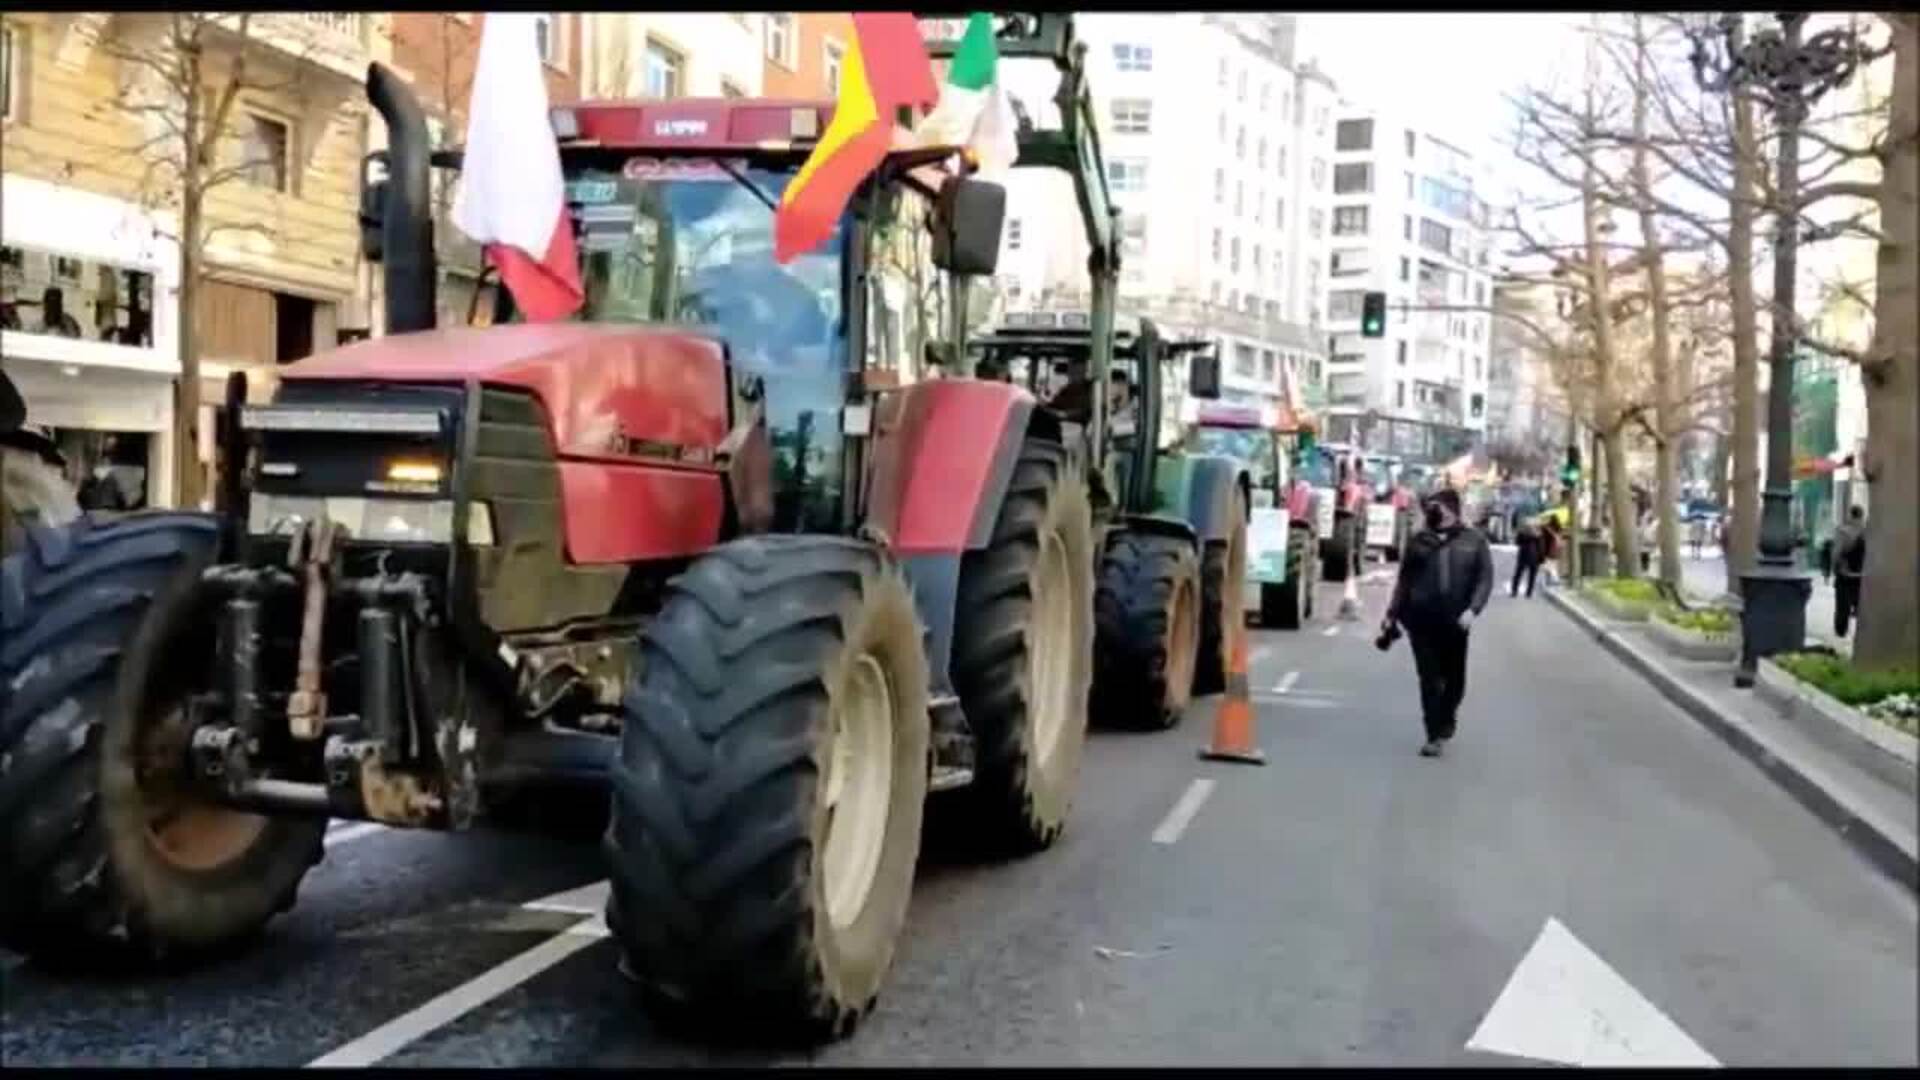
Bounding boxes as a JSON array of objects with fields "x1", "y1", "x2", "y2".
[
  {"x1": 451, "y1": 13, "x2": 583, "y2": 322},
  {"x1": 913, "y1": 12, "x2": 1019, "y2": 176},
  {"x1": 774, "y1": 13, "x2": 940, "y2": 263}
]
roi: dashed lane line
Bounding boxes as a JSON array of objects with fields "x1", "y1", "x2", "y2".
[
  {"x1": 1321, "y1": 624, "x2": 1342, "y2": 637},
  {"x1": 1271, "y1": 670, "x2": 1300, "y2": 695},
  {"x1": 1151, "y1": 778, "x2": 1217, "y2": 846},
  {"x1": 305, "y1": 881, "x2": 611, "y2": 1068}
]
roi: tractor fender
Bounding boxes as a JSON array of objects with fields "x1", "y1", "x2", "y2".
[
  {"x1": 1114, "y1": 512, "x2": 1200, "y2": 551},
  {"x1": 1160, "y1": 455, "x2": 1246, "y2": 546}
]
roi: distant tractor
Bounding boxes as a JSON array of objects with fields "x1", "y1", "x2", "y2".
[
  {"x1": 0, "y1": 41, "x2": 1106, "y2": 1045},
  {"x1": 1184, "y1": 402, "x2": 1321, "y2": 630},
  {"x1": 968, "y1": 318, "x2": 1247, "y2": 727}
]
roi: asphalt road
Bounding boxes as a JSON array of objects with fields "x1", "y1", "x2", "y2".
[{"x1": 3, "y1": 560, "x2": 1915, "y2": 1067}]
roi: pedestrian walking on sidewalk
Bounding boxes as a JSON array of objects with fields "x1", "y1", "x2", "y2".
[
  {"x1": 1511, "y1": 519, "x2": 1544, "y2": 598},
  {"x1": 1828, "y1": 505, "x2": 1867, "y2": 638},
  {"x1": 1381, "y1": 488, "x2": 1494, "y2": 758}
]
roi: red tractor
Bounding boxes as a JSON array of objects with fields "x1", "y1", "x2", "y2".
[{"x1": 0, "y1": 59, "x2": 1101, "y2": 1044}]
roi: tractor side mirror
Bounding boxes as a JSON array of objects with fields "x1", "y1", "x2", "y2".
[
  {"x1": 1188, "y1": 352, "x2": 1223, "y2": 400},
  {"x1": 931, "y1": 176, "x2": 1006, "y2": 277},
  {"x1": 359, "y1": 151, "x2": 390, "y2": 263}
]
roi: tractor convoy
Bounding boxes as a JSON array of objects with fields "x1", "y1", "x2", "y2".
[{"x1": 0, "y1": 12, "x2": 1360, "y2": 1049}]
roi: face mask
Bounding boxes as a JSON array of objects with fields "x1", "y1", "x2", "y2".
[{"x1": 1425, "y1": 506, "x2": 1447, "y2": 530}]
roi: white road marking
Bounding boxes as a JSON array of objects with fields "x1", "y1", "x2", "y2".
[
  {"x1": 1151, "y1": 778, "x2": 1217, "y2": 846},
  {"x1": 323, "y1": 822, "x2": 387, "y2": 849},
  {"x1": 1321, "y1": 624, "x2": 1341, "y2": 637},
  {"x1": 1466, "y1": 917, "x2": 1720, "y2": 1067},
  {"x1": 1271, "y1": 670, "x2": 1300, "y2": 695},
  {"x1": 305, "y1": 881, "x2": 612, "y2": 1068},
  {"x1": 1249, "y1": 643, "x2": 1273, "y2": 669}
]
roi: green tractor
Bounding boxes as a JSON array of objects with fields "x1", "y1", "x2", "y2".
[{"x1": 969, "y1": 318, "x2": 1248, "y2": 729}]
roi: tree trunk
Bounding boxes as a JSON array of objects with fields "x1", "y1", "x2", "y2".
[
  {"x1": 1631, "y1": 16, "x2": 1680, "y2": 586},
  {"x1": 173, "y1": 78, "x2": 204, "y2": 512},
  {"x1": 1853, "y1": 14, "x2": 1919, "y2": 672},
  {"x1": 1725, "y1": 20, "x2": 1762, "y2": 596}
]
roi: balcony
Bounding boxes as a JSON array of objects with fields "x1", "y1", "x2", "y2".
[{"x1": 207, "y1": 12, "x2": 373, "y2": 83}]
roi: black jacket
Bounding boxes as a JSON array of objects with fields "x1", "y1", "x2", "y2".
[{"x1": 1386, "y1": 523, "x2": 1494, "y2": 631}]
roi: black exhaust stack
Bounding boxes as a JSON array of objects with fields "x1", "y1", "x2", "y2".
[{"x1": 366, "y1": 62, "x2": 436, "y2": 335}]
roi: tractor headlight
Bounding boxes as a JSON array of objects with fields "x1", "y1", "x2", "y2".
[{"x1": 248, "y1": 495, "x2": 495, "y2": 547}]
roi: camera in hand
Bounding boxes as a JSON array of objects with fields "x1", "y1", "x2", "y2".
[{"x1": 1374, "y1": 621, "x2": 1402, "y2": 652}]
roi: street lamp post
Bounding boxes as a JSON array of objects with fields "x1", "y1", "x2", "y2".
[{"x1": 1688, "y1": 12, "x2": 1873, "y2": 686}]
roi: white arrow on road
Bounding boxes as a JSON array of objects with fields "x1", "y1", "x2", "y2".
[{"x1": 1466, "y1": 917, "x2": 1719, "y2": 1067}]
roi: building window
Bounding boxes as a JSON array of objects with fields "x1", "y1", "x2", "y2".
[
  {"x1": 1265, "y1": 299, "x2": 1280, "y2": 320},
  {"x1": 1330, "y1": 248, "x2": 1368, "y2": 277},
  {"x1": 1252, "y1": 243, "x2": 1262, "y2": 273},
  {"x1": 645, "y1": 38, "x2": 685, "y2": 98},
  {"x1": 766, "y1": 13, "x2": 796, "y2": 68},
  {"x1": 1334, "y1": 118, "x2": 1373, "y2": 151},
  {"x1": 532, "y1": 14, "x2": 561, "y2": 66},
  {"x1": 1405, "y1": 129, "x2": 1416, "y2": 156},
  {"x1": 1399, "y1": 256, "x2": 1410, "y2": 281},
  {"x1": 1211, "y1": 281, "x2": 1222, "y2": 303},
  {"x1": 1235, "y1": 126, "x2": 1246, "y2": 159},
  {"x1": 1475, "y1": 280, "x2": 1487, "y2": 305},
  {"x1": 1112, "y1": 98, "x2": 1152, "y2": 134},
  {"x1": 1275, "y1": 196, "x2": 1286, "y2": 223},
  {"x1": 1108, "y1": 158, "x2": 1148, "y2": 191},
  {"x1": 1122, "y1": 214, "x2": 1147, "y2": 256},
  {"x1": 2, "y1": 25, "x2": 18, "y2": 124},
  {"x1": 1229, "y1": 289, "x2": 1240, "y2": 311},
  {"x1": 1310, "y1": 157, "x2": 1326, "y2": 188},
  {"x1": 1397, "y1": 340, "x2": 1408, "y2": 365},
  {"x1": 1006, "y1": 218, "x2": 1023, "y2": 251},
  {"x1": 1234, "y1": 342, "x2": 1257, "y2": 377},
  {"x1": 1308, "y1": 208, "x2": 1324, "y2": 238},
  {"x1": 1419, "y1": 218, "x2": 1453, "y2": 255},
  {"x1": 1230, "y1": 237, "x2": 1241, "y2": 272},
  {"x1": 240, "y1": 113, "x2": 291, "y2": 192},
  {"x1": 1261, "y1": 350, "x2": 1277, "y2": 381},
  {"x1": 1397, "y1": 381, "x2": 1407, "y2": 408},
  {"x1": 823, "y1": 40, "x2": 845, "y2": 96},
  {"x1": 1405, "y1": 171, "x2": 1415, "y2": 198},
  {"x1": 1218, "y1": 57, "x2": 1229, "y2": 86},
  {"x1": 1114, "y1": 43, "x2": 1153, "y2": 72},
  {"x1": 1217, "y1": 112, "x2": 1227, "y2": 139},
  {"x1": 1331, "y1": 206, "x2": 1368, "y2": 236},
  {"x1": 1213, "y1": 168, "x2": 1225, "y2": 202},
  {"x1": 1333, "y1": 162, "x2": 1372, "y2": 195},
  {"x1": 1212, "y1": 228, "x2": 1223, "y2": 261},
  {"x1": 1257, "y1": 137, "x2": 1267, "y2": 168},
  {"x1": 1234, "y1": 180, "x2": 1243, "y2": 216},
  {"x1": 1237, "y1": 69, "x2": 1248, "y2": 101},
  {"x1": 1403, "y1": 214, "x2": 1413, "y2": 241},
  {"x1": 1329, "y1": 289, "x2": 1366, "y2": 320}
]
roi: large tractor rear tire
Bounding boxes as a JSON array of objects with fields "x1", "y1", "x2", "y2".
[
  {"x1": 1092, "y1": 531, "x2": 1200, "y2": 730},
  {"x1": 602, "y1": 538, "x2": 925, "y2": 1045},
  {"x1": 1322, "y1": 516, "x2": 1354, "y2": 584},
  {"x1": 948, "y1": 439, "x2": 1095, "y2": 855},
  {"x1": 0, "y1": 514, "x2": 324, "y2": 970},
  {"x1": 604, "y1": 536, "x2": 930, "y2": 1045},
  {"x1": 1192, "y1": 484, "x2": 1248, "y2": 696},
  {"x1": 1261, "y1": 525, "x2": 1317, "y2": 630}
]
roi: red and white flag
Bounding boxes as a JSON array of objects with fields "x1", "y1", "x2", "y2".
[{"x1": 452, "y1": 13, "x2": 582, "y2": 322}]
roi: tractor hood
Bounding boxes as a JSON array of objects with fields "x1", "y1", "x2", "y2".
[{"x1": 280, "y1": 323, "x2": 731, "y2": 459}]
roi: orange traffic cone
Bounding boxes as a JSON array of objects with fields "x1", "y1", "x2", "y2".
[{"x1": 1199, "y1": 626, "x2": 1266, "y2": 766}]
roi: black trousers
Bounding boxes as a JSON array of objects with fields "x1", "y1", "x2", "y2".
[
  {"x1": 1511, "y1": 554, "x2": 1540, "y2": 597},
  {"x1": 1407, "y1": 625, "x2": 1470, "y2": 741},
  {"x1": 1834, "y1": 575, "x2": 1861, "y2": 638}
]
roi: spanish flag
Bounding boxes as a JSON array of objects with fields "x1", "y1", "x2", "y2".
[{"x1": 774, "y1": 14, "x2": 940, "y2": 263}]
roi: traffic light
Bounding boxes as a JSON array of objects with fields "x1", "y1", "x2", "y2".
[
  {"x1": 1360, "y1": 291, "x2": 1387, "y2": 338},
  {"x1": 1559, "y1": 444, "x2": 1582, "y2": 488}
]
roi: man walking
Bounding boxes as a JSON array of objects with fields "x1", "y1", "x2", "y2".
[
  {"x1": 1511, "y1": 517, "x2": 1544, "y2": 598},
  {"x1": 1382, "y1": 488, "x2": 1494, "y2": 758},
  {"x1": 1828, "y1": 505, "x2": 1867, "y2": 638}
]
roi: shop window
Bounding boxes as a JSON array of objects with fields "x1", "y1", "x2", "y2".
[{"x1": 0, "y1": 244, "x2": 155, "y2": 346}]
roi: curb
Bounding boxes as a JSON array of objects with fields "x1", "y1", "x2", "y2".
[
  {"x1": 1754, "y1": 659, "x2": 1920, "y2": 772},
  {"x1": 1544, "y1": 587, "x2": 1919, "y2": 897}
]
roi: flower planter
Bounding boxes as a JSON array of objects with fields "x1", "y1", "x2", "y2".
[
  {"x1": 1579, "y1": 587, "x2": 1649, "y2": 623},
  {"x1": 1756, "y1": 659, "x2": 1920, "y2": 778},
  {"x1": 1646, "y1": 613, "x2": 1738, "y2": 662}
]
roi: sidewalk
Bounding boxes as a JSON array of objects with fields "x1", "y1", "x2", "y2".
[
  {"x1": 1543, "y1": 582, "x2": 1917, "y2": 896},
  {"x1": 1675, "y1": 551, "x2": 1851, "y2": 657}
]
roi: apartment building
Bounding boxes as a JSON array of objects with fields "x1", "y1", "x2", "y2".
[
  {"x1": 994, "y1": 13, "x2": 1336, "y2": 415},
  {"x1": 2, "y1": 12, "x2": 389, "y2": 507},
  {"x1": 579, "y1": 14, "x2": 763, "y2": 101},
  {"x1": 1485, "y1": 275, "x2": 1567, "y2": 455},
  {"x1": 761, "y1": 13, "x2": 852, "y2": 99},
  {"x1": 1321, "y1": 101, "x2": 1496, "y2": 437}
]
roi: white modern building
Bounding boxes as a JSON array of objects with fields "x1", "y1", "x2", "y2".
[
  {"x1": 581, "y1": 13, "x2": 765, "y2": 99},
  {"x1": 994, "y1": 13, "x2": 1337, "y2": 414},
  {"x1": 1320, "y1": 102, "x2": 1496, "y2": 438}
]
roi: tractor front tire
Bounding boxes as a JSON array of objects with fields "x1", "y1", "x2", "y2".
[
  {"x1": 604, "y1": 536, "x2": 931, "y2": 1045},
  {"x1": 0, "y1": 514, "x2": 324, "y2": 970},
  {"x1": 1192, "y1": 484, "x2": 1247, "y2": 696},
  {"x1": 1262, "y1": 525, "x2": 1317, "y2": 630},
  {"x1": 1322, "y1": 518, "x2": 1353, "y2": 584},
  {"x1": 1093, "y1": 531, "x2": 1200, "y2": 730},
  {"x1": 948, "y1": 439, "x2": 1095, "y2": 855}
]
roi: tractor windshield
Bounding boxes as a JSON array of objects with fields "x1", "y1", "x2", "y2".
[
  {"x1": 564, "y1": 158, "x2": 846, "y2": 380},
  {"x1": 1190, "y1": 427, "x2": 1278, "y2": 491},
  {"x1": 1298, "y1": 449, "x2": 1338, "y2": 488}
]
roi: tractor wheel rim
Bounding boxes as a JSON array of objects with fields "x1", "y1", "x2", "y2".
[
  {"x1": 1167, "y1": 577, "x2": 1198, "y2": 698},
  {"x1": 141, "y1": 706, "x2": 266, "y2": 872},
  {"x1": 1029, "y1": 529, "x2": 1074, "y2": 766},
  {"x1": 823, "y1": 652, "x2": 895, "y2": 930}
]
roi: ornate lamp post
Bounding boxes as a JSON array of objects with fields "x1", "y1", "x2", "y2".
[{"x1": 1688, "y1": 13, "x2": 1874, "y2": 685}]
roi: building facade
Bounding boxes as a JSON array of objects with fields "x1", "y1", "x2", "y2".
[
  {"x1": 1320, "y1": 100, "x2": 1496, "y2": 439},
  {"x1": 761, "y1": 13, "x2": 852, "y2": 99},
  {"x1": 994, "y1": 13, "x2": 1336, "y2": 416},
  {"x1": 580, "y1": 14, "x2": 764, "y2": 102},
  {"x1": 1485, "y1": 275, "x2": 1568, "y2": 463},
  {"x1": 3, "y1": 12, "x2": 387, "y2": 507}
]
